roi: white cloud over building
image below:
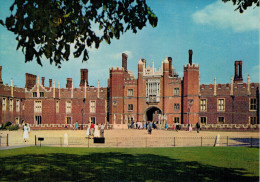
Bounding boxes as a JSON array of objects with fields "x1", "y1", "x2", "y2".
[{"x1": 192, "y1": 0, "x2": 258, "y2": 32}]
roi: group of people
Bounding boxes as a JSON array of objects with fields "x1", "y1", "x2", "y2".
[
  {"x1": 86, "y1": 122, "x2": 105, "y2": 138},
  {"x1": 129, "y1": 120, "x2": 201, "y2": 134},
  {"x1": 187, "y1": 122, "x2": 201, "y2": 133},
  {"x1": 128, "y1": 121, "x2": 158, "y2": 130}
]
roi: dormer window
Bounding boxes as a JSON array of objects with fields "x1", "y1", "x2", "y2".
[
  {"x1": 40, "y1": 92, "x2": 44, "y2": 97},
  {"x1": 33, "y1": 92, "x2": 37, "y2": 97}
]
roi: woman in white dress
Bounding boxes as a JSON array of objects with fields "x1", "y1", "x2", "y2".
[
  {"x1": 23, "y1": 123, "x2": 30, "y2": 142},
  {"x1": 86, "y1": 123, "x2": 90, "y2": 138},
  {"x1": 94, "y1": 124, "x2": 100, "y2": 137}
]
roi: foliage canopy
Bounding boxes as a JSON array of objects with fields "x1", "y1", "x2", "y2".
[
  {"x1": 0, "y1": 0, "x2": 158, "y2": 67},
  {"x1": 222, "y1": 0, "x2": 259, "y2": 13}
]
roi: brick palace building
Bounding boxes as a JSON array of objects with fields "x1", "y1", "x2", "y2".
[{"x1": 0, "y1": 50, "x2": 259, "y2": 129}]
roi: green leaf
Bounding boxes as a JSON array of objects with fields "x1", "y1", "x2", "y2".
[
  {"x1": 82, "y1": 49, "x2": 89, "y2": 62},
  {"x1": 5, "y1": 16, "x2": 15, "y2": 27},
  {"x1": 63, "y1": 12, "x2": 71, "y2": 18},
  {"x1": 0, "y1": 19, "x2": 4, "y2": 26}
]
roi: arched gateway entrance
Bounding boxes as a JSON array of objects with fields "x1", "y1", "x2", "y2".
[{"x1": 144, "y1": 107, "x2": 162, "y2": 122}]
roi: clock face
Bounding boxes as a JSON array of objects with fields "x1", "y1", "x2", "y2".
[{"x1": 113, "y1": 101, "x2": 117, "y2": 106}]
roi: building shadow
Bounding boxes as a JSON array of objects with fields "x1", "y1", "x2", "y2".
[{"x1": 0, "y1": 150, "x2": 258, "y2": 181}]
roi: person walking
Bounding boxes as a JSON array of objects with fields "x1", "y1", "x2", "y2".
[
  {"x1": 74, "y1": 122, "x2": 78, "y2": 130},
  {"x1": 165, "y1": 123, "x2": 168, "y2": 130},
  {"x1": 176, "y1": 123, "x2": 179, "y2": 132},
  {"x1": 22, "y1": 120, "x2": 25, "y2": 130},
  {"x1": 23, "y1": 123, "x2": 30, "y2": 142},
  {"x1": 90, "y1": 122, "x2": 95, "y2": 138},
  {"x1": 86, "y1": 122, "x2": 90, "y2": 138},
  {"x1": 196, "y1": 122, "x2": 200, "y2": 133},
  {"x1": 94, "y1": 124, "x2": 100, "y2": 137},
  {"x1": 100, "y1": 123, "x2": 105, "y2": 137},
  {"x1": 172, "y1": 123, "x2": 175, "y2": 131},
  {"x1": 188, "y1": 124, "x2": 192, "y2": 132},
  {"x1": 148, "y1": 121, "x2": 152, "y2": 134}
]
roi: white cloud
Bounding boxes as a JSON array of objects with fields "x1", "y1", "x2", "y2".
[
  {"x1": 192, "y1": 0, "x2": 258, "y2": 32},
  {"x1": 111, "y1": 50, "x2": 133, "y2": 60}
]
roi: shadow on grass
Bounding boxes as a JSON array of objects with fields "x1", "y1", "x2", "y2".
[
  {"x1": 0, "y1": 150, "x2": 258, "y2": 181},
  {"x1": 229, "y1": 138, "x2": 259, "y2": 147}
]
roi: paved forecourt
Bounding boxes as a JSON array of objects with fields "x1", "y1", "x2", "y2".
[{"x1": 0, "y1": 129, "x2": 259, "y2": 148}]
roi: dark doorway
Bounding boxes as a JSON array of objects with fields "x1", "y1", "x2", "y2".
[
  {"x1": 35, "y1": 116, "x2": 42, "y2": 125},
  {"x1": 145, "y1": 107, "x2": 162, "y2": 122}
]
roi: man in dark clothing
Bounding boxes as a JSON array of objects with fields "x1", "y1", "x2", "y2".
[{"x1": 196, "y1": 122, "x2": 200, "y2": 133}]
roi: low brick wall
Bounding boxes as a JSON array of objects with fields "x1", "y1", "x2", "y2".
[
  {"x1": 168, "y1": 124, "x2": 259, "y2": 132},
  {"x1": 18, "y1": 124, "x2": 259, "y2": 131},
  {"x1": 20, "y1": 124, "x2": 113, "y2": 130}
]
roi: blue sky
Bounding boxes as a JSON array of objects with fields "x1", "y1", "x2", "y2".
[{"x1": 0, "y1": 0, "x2": 259, "y2": 88}]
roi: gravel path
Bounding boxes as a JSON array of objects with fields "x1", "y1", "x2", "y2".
[{"x1": 0, "y1": 129, "x2": 259, "y2": 148}]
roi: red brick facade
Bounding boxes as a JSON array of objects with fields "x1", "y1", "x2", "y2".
[{"x1": 0, "y1": 51, "x2": 259, "y2": 127}]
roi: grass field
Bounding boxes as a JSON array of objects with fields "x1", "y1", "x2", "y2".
[{"x1": 0, "y1": 147, "x2": 259, "y2": 181}]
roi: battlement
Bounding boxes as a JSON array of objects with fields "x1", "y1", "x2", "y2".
[
  {"x1": 184, "y1": 63, "x2": 199, "y2": 70},
  {"x1": 13, "y1": 87, "x2": 25, "y2": 93},
  {"x1": 124, "y1": 79, "x2": 137, "y2": 85},
  {"x1": 200, "y1": 82, "x2": 259, "y2": 96},
  {"x1": 110, "y1": 67, "x2": 125, "y2": 72},
  {"x1": 200, "y1": 84, "x2": 213, "y2": 89},
  {"x1": 26, "y1": 73, "x2": 37, "y2": 78},
  {"x1": 201, "y1": 83, "x2": 231, "y2": 90},
  {"x1": 250, "y1": 83, "x2": 258, "y2": 88}
]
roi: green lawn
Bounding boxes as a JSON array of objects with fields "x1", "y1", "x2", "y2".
[{"x1": 0, "y1": 147, "x2": 259, "y2": 181}]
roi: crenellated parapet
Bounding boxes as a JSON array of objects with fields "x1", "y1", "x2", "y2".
[
  {"x1": 0, "y1": 84, "x2": 25, "y2": 98},
  {"x1": 110, "y1": 67, "x2": 125, "y2": 72},
  {"x1": 124, "y1": 79, "x2": 137, "y2": 85},
  {"x1": 200, "y1": 82, "x2": 259, "y2": 96},
  {"x1": 183, "y1": 63, "x2": 199, "y2": 71}
]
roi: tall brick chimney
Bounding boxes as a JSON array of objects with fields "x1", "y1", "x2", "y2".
[
  {"x1": 66, "y1": 78, "x2": 72, "y2": 88},
  {"x1": 80, "y1": 69, "x2": 88, "y2": 87},
  {"x1": 49, "y1": 79, "x2": 52, "y2": 88},
  {"x1": 168, "y1": 57, "x2": 172, "y2": 76},
  {"x1": 41, "y1": 77, "x2": 45, "y2": 86},
  {"x1": 25, "y1": 73, "x2": 37, "y2": 90},
  {"x1": 234, "y1": 61, "x2": 239, "y2": 80},
  {"x1": 234, "y1": 61, "x2": 243, "y2": 83},
  {"x1": 239, "y1": 61, "x2": 243, "y2": 79},
  {"x1": 0, "y1": 66, "x2": 3, "y2": 85},
  {"x1": 189, "y1": 50, "x2": 193, "y2": 65},
  {"x1": 122, "y1": 53, "x2": 128, "y2": 71}
]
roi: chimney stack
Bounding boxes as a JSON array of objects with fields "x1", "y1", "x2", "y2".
[
  {"x1": 189, "y1": 50, "x2": 193, "y2": 65},
  {"x1": 0, "y1": 66, "x2": 3, "y2": 85},
  {"x1": 66, "y1": 78, "x2": 72, "y2": 88},
  {"x1": 168, "y1": 57, "x2": 172, "y2": 76},
  {"x1": 234, "y1": 61, "x2": 243, "y2": 83},
  {"x1": 239, "y1": 61, "x2": 243, "y2": 79},
  {"x1": 41, "y1": 77, "x2": 45, "y2": 86},
  {"x1": 122, "y1": 53, "x2": 128, "y2": 71},
  {"x1": 234, "y1": 61, "x2": 239, "y2": 80},
  {"x1": 49, "y1": 79, "x2": 52, "y2": 88},
  {"x1": 25, "y1": 73, "x2": 37, "y2": 90},
  {"x1": 80, "y1": 69, "x2": 88, "y2": 87}
]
